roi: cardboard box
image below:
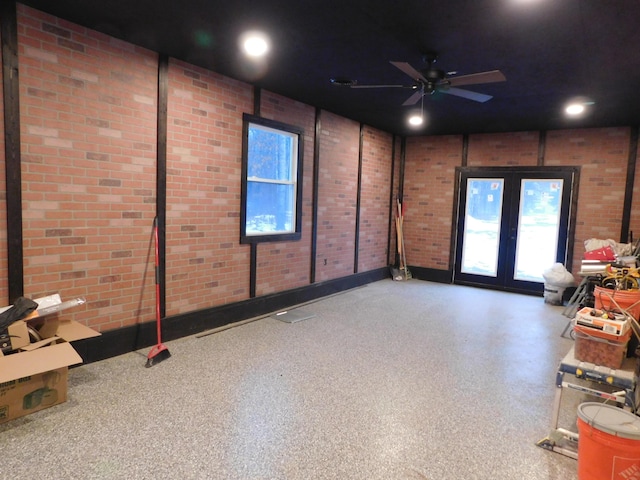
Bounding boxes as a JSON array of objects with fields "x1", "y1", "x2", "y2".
[
  {"x1": 1, "y1": 320, "x2": 30, "y2": 353},
  {"x1": 0, "y1": 344, "x2": 79, "y2": 423},
  {"x1": 0, "y1": 295, "x2": 100, "y2": 424},
  {"x1": 573, "y1": 306, "x2": 630, "y2": 336}
]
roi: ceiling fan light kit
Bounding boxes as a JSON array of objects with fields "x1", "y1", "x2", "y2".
[{"x1": 408, "y1": 114, "x2": 423, "y2": 126}]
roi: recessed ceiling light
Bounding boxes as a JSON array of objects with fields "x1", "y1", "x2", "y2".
[
  {"x1": 241, "y1": 31, "x2": 270, "y2": 57},
  {"x1": 565, "y1": 104, "x2": 585, "y2": 115},
  {"x1": 564, "y1": 97, "x2": 595, "y2": 117}
]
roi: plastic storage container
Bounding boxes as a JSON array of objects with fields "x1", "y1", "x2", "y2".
[{"x1": 573, "y1": 325, "x2": 631, "y2": 369}]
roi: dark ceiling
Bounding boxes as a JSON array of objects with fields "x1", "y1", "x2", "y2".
[{"x1": 19, "y1": 0, "x2": 640, "y2": 136}]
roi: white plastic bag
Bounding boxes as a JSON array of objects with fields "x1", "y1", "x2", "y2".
[{"x1": 542, "y1": 263, "x2": 575, "y2": 287}]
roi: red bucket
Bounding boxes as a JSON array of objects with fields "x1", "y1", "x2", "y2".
[
  {"x1": 577, "y1": 403, "x2": 640, "y2": 479},
  {"x1": 594, "y1": 286, "x2": 640, "y2": 320}
]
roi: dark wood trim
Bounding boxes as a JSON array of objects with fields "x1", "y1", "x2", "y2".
[
  {"x1": 1, "y1": 1, "x2": 24, "y2": 303},
  {"x1": 388, "y1": 135, "x2": 397, "y2": 266},
  {"x1": 461, "y1": 134, "x2": 469, "y2": 167},
  {"x1": 456, "y1": 165, "x2": 575, "y2": 173},
  {"x1": 537, "y1": 130, "x2": 547, "y2": 166},
  {"x1": 253, "y1": 85, "x2": 261, "y2": 117},
  {"x1": 408, "y1": 266, "x2": 453, "y2": 284},
  {"x1": 156, "y1": 53, "x2": 169, "y2": 317},
  {"x1": 248, "y1": 86, "x2": 261, "y2": 297},
  {"x1": 354, "y1": 124, "x2": 364, "y2": 273},
  {"x1": 398, "y1": 136, "x2": 407, "y2": 200},
  {"x1": 250, "y1": 243, "x2": 257, "y2": 297},
  {"x1": 310, "y1": 108, "x2": 321, "y2": 283},
  {"x1": 566, "y1": 167, "x2": 580, "y2": 274},
  {"x1": 449, "y1": 168, "x2": 462, "y2": 272},
  {"x1": 72, "y1": 268, "x2": 389, "y2": 364},
  {"x1": 621, "y1": 126, "x2": 638, "y2": 243}
]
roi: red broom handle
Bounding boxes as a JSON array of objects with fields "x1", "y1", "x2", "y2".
[{"x1": 154, "y1": 217, "x2": 162, "y2": 345}]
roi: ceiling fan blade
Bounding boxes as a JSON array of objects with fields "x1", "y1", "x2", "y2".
[
  {"x1": 402, "y1": 90, "x2": 424, "y2": 106},
  {"x1": 441, "y1": 87, "x2": 493, "y2": 103},
  {"x1": 447, "y1": 70, "x2": 506, "y2": 87},
  {"x1": 390, "y1": 61, "x2": 427, "y2": 83},
  {"x1": 350, "y1": 84, "x2": 414, "y2": 89}
]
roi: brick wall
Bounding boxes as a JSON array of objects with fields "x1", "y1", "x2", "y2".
[
  {"x1": 545, "y1": 127, "x2": 631, "y2": 275},
  {"x1": 358, "y1": 126, "x2": 393, "y2": 272},
  {"x1": 315, "y1": 111, "x2": 360, "y2": 281},
  {"x1": 467, "y1": 131, "x2": 539, "y2": 166},
  {"x1": 255, "y1": 91, "x2": 315, "y2": 295},
  {"x1": 403, "y1": 135, "x2": 462, "y2": 269},
  {"x1": 165, "y1": 60, "x2": 253, "y2": 314},
  {"x1": 18, "y1": 6, "x2": 158, "y2": 330}
]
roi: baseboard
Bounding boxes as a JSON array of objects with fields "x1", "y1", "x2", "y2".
[
  {"x1": 408, "y1": 266, "x2": 453, "y2": 284},
  {"x1": 71, "y1": 267, "x2": 389, "y2": 365}
]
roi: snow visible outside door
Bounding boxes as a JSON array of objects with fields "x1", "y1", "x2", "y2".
[{"x1": 461, "y1": 178, "x2": 563, "y2": 283}]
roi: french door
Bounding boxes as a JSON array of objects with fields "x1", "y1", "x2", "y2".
[{"x1": 454, "y1": 167, "x2": 577, "y2": 295}]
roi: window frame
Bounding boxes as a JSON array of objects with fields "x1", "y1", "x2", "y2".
[{"x1": 240, "y1": 113, "x2": 304, "y2": 244}]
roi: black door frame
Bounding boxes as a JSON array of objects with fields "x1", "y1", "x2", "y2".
[{"x1": 453, "y1": 166, "x2": 580, "y2": 295}]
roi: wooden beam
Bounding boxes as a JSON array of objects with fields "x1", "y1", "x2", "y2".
[{"x1": 1, "y1": 1, "x2": 24, "y2": 302}]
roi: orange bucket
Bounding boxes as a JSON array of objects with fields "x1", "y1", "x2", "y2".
[
  {"x1": 577, "y1": 403, "x2": 640, "y2": 480},
  {"x1": 594, "y1": 286, "x2": 640, "y2": 320}
]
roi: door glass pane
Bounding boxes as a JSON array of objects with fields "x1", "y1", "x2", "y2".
[
  {"x1": 461, "y1": 178, "x2": 504, "y2": 276},
  {"x1": 514, "y1": 179, "x2": 563, "y2": 282}
]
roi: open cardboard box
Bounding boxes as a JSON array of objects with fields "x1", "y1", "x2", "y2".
[{"x1": 0, "y1": 294, "x2": 100, "y2": 424}]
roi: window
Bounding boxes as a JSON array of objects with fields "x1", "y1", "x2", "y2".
[{"x1": 240, "y1": 114, "x2": 304, "y2": 243}]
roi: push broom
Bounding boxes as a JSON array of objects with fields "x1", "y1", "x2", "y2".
[{"x1": 146, "y1": 217, "x2": 171, "y2": 367}]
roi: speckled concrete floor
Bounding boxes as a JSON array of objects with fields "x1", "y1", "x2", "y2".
[{"x1": 1, "y1": 280, "x2": 580, "y2": 479}]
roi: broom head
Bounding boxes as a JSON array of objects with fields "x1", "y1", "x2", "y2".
[{"x1": 145, "y1": 343, "x2": 171, "y2": 367}]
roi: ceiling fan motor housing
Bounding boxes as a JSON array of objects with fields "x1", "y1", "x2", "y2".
[
  {"x1": 420, "y1": 68, "x2": 445, "y2": 92},
  {"x1": 423, "y1": 68, "x2": 445, "y2": 81}
]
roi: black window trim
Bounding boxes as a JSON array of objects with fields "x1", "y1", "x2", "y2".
[{"x1": 240, "y1": 113, "x2": 304, "y2": 244}]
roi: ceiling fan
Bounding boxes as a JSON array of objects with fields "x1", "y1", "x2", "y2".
[{"x1": 331, "y1": 52, "x2": 506, "y2": 105}]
